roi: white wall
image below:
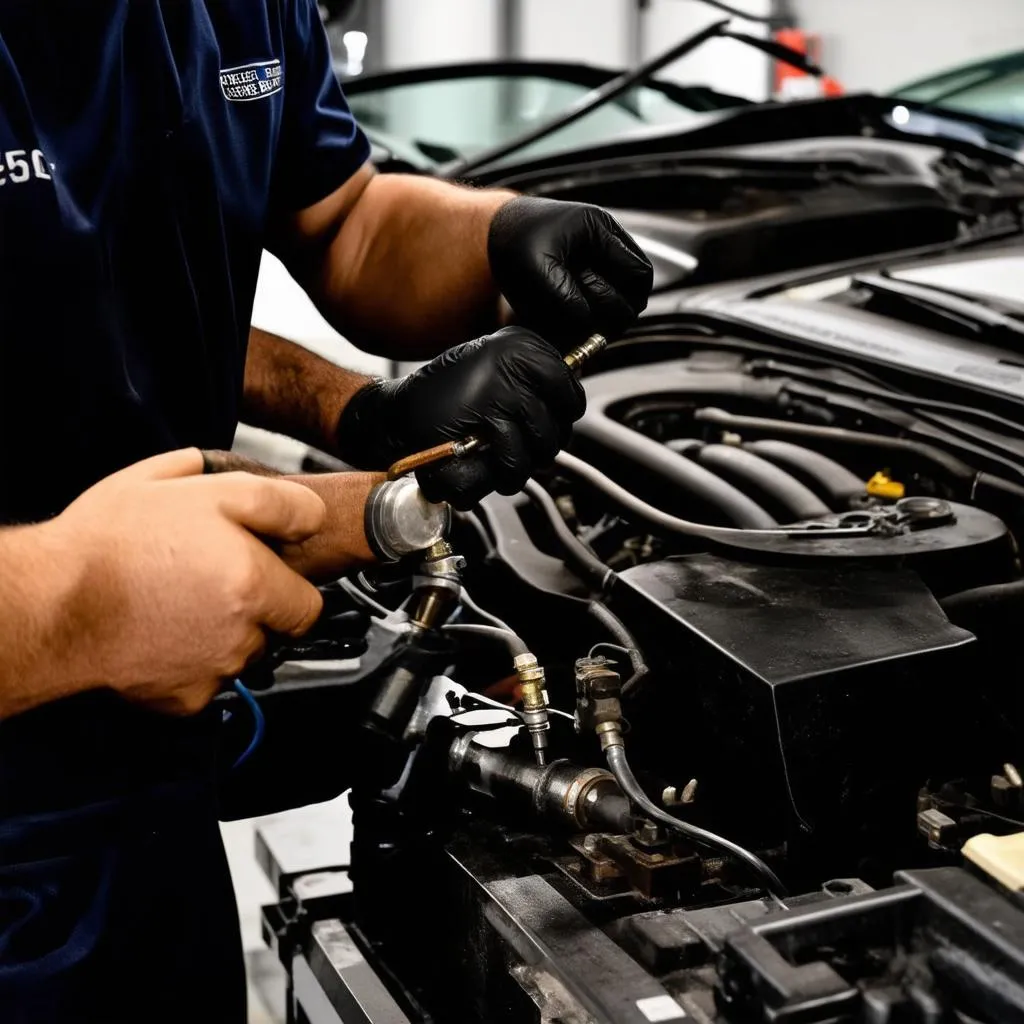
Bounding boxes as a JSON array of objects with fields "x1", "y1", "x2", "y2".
[
  {"x1": 641, "y1": 0, "x2": 773, "y2": 102},
  {"x1": 519, "y1": 0, "x2": 631, "y2": 67},
  {"x1": 382, "y1": 0, "x2": 499, "y2": 68},
  {"x1": 790, "y1": 0, "x2": 1024, "y2": 94}
]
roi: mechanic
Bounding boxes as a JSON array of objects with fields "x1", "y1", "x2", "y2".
[{"x1": 0, "y1": 3, "x2": 652, "y2": 1023}]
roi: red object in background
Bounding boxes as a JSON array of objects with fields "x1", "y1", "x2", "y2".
[{"x1": 773, "y1": 27, "x2": 844, "y2": 100}]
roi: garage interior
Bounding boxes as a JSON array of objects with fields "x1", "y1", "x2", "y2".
[
  {"x1": 220, "y1": 4, "x2": 1024, "y2": 1022},
  {"x1": 5, "y1": 1, "x2": 1024, "y2": 1023}
]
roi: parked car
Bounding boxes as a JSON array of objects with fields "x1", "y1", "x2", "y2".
[
  {"x1": 341, "y1": 59, "x2": 753, "y2": 170},
  {"x1": 250, "y1": 225, "x2": 1024, "y2": 1022},
  {"x1": 250, "y1": 27, "x2": 1024, "y2": 384},
  {"x1": 892, "y1": 48, "x2": 1024, "y2": 128},
  {"x1": 236, "y1": 22, "x2": 1024, "y2": 1019}
]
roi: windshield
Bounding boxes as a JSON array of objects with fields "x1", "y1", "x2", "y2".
[
  {"x1": 892, "y1": 50, "x2": 1024, "y2": 127},
  {"x1": 345, "y1": 73, "x2": 734, "y2": 166}
]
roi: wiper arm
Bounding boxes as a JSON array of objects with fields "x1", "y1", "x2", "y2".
[
  {"x1": 847, "y1": 273, "x2": 1024, "y2": 349},
  {"x1": 443, "y1": 20, "x2": 819, "y2": 180}
]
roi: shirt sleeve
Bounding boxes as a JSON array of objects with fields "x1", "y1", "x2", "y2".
[{"x1": 271, "y1": 0, "x2": 372, "y2": 212}]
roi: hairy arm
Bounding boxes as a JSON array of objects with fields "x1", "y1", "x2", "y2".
[
  {"x1": 201, "y1": 450, "x2": 384, "y2": 580},
  {"x1": 243, "y1": 327, "x2": 373, "y2": 453},
  {"x1": 0, "y1": 524, "x2": 89, "y2": 718},
  {"x1": 269, "y1": 163, "x2": 514, "y2": 360}
]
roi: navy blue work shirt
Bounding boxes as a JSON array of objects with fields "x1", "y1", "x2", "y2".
[
  {"x1": 0, "y1": 4, "x2": 369, "y2": 1022},
  {"x1": 0, "y1": 0, "x2": 369, "y2": 522}
]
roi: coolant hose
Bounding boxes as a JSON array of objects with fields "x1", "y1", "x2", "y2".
[
  {"x1": 694, "y1": 408, "x2": 977, "y2": 485},
  {"x1": 743, "y1": 440, "x2": 867, "y2": 510},
  {"x1": 604, "y1": 744, "x2": 788, "y2": 899},
  {"x1": 937, "y1": 581, "x2": 1024, "y2": 618},
  {"x1": 574, "y1": 414, "x2": 777, "y2": 528},
  {"x1": 695, "y1": 445, "x2": 831, "y2": 521},
  {"x1": 587, "y1": 602, "x2": 649, "y2": 696},
  {"x1": 522, "y1": 479, "x2": 616, "y2": 593}
]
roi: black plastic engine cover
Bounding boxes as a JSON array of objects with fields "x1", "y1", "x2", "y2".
[{"x1": 613, "y1": 554, "x2": 977, "y2": 881}]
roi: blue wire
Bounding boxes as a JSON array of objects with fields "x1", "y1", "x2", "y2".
[{"x1": 231, "y1": 679, "x2": 266, "y2": 769}]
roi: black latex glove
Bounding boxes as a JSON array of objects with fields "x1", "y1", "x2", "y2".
[
  {"x1": 336, "y1": 327, "x2": 585, "y2": 510},
  {"x1": 488, "y1": 196, "x2": 654, "y2": 348}
]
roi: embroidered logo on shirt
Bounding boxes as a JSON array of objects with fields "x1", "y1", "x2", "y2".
[{"x1": 219, "y1": 60, "x2": 283, "y2": 102}]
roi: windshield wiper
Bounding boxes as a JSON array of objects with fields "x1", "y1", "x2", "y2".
[
  {"x1": 843, "y1": 273, "x2": 1024, "y2": 350},
  {"x1": 443, "y1": 20, "x2": 819, "y2": 179}
]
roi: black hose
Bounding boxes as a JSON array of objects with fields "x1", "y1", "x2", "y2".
[
  {"x1": 576, "y1": 415, "x2": 777, "y2": 528},
  {"x1": 695, "y1": 408, "x2": 978, "y2": 485},
  {"x1": 605, "y1": 744, "x2": 788, "y2": 899},
  {"x1": 743, "y1": 440, "x2": 867, "y2": 510},
  {"x1": 553, "y1": 451, "x2": 863, "y2": 542},
  {"x1": 695, "y1": 445, "x2": 831, "y2": 522},
  {"x1": 587, "y1": 602, "x2": 649, "y2": 696},
  {"x1": 456, "y1": 510, "x2": 497, "y2": 559},
  {"x1": 522, "y1": 480, "x2": 615, "y2": 594},
  {"x1": 941, "y1": 578, "x2": 1024, "y2": 616}
]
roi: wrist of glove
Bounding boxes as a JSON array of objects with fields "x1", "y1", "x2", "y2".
[
  {"x1": 488, "y1": 196, "x2": 654, "y2": 348},
  {"x1": 335, "y1": 327, "x2": 585, "y2": 510}
]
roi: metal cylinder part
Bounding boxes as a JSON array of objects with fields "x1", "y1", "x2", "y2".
[
  {"x1": 364, "y1": 477, "x2": 451, "y2": 562},
  {"x1": 515, "y1": 653, "x2": 551, "y2": 766},
  {"x1": 563, "y1": 333, "x2": 608, "y2": 372},
  {"x1": 449, "y1": 734, "x2": 631, "y2": 834}
]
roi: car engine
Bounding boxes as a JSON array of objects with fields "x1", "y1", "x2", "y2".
[{"x1": 253, "y1": 325, "x2": 1024, "y2": 1024}]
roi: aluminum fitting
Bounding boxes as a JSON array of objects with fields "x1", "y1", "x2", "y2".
[{"x1": 365, "y1": 477, "x2": 451, "y2": 563}]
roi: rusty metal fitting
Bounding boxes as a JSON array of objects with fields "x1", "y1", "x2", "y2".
[{"x1": 595, "y1": 721, "x2": 624, "y2": 751}]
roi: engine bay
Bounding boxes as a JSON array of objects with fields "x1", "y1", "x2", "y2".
[{"x1": 256, "y1": 327, "x2": 1024, "y2": 1024}]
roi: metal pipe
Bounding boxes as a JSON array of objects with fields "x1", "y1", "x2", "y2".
[{"x1": 449, "y1": 736, "x2": 632, "y2": 834}]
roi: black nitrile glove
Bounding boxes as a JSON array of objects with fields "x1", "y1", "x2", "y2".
[
  {"x1": 336, "y1": 327, "x2": 585, "y2": 510},
  {"x1": 488, "y1": 196, "x2": 654, "y2": 348}
]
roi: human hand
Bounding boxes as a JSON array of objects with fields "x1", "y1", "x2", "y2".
[
  {"x1": 336, "y1": 327, "x2": 585, "y2": 509},
  {"x1": 488, "y1": 196, "x2": 653, "y2": 348},
  {"x1": 51, "y1": 449, "x2": 326, "y2": 714}
]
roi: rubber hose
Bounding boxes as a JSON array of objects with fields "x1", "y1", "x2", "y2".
[
  {"x1": 695, "y1": 408, "x2": 976, "y2": 485},
  {"x1": 695, "y1": 445, "x2": 831, "y2": 522},
  {"x1": 744, "y1": 439, "x2": 867, "y2": 510},
  {"x1": 587, "y1": 602, "x2": 649, "y2": 696},
  {"x1": 605, "y1": 744, "x2": 788, "y2": 899},
  {"x1": 575, "y1": 415, "x2": 777, "y2": 528},
  {"x1": 442, "y1": 623, "x2": 530, "y2": 658},
  {"x1": 941, "y1": 577, "x2": 1024, "y2": 615},
  {"x1": 522, "y1": 480, "x2": 615, "y2": 594}
]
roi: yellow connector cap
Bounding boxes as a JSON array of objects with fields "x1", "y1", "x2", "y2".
[
  {"x1": 866, "y1": 471, "x2": 905, "y2": 500},
  {"x1": 964, "y1": 832, "x2": 1024, "y2": 892}
]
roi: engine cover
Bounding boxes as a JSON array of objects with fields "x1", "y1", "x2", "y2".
[{"x1": 613, "y1": 553, "x2": 979, "y2": 880}]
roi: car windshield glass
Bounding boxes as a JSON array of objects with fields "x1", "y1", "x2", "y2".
[
  {"x1": 345, "y1": 74, "x2": 718, "y2": 165},
  {"x1": 892, "y1": 52, "x2": 1024, "y2": 127}
]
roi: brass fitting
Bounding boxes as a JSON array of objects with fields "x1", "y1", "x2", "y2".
[
  {"x1": 514, "y1": 652, "x2": 551, "y2": 767},
  {"x1": 574, "y1": 657, "x2": 624, "y2": 750},
  {"x1": 410, "y1": 541, "x2": 464, "y2": 631}
]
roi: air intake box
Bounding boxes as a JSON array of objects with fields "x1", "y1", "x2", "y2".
[{"x1": 614, "y1": 553, "x2": 976, "y2": 879}]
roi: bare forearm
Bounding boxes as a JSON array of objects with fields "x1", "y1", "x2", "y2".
[
  {"x1": 299, "y1": 174, "x2": 514, "y2": 359},
  {"x1": 242, "y1": 327, "x2": 373, "y2": 453},
  {"x1": 0, "y1": 525, "x2": 92, "y2": 718},
  {"x1": 281, "y1": 470, "x2": 384, "y2": 581},
  {"x1": 201, "y1": 450, "x2": 383, "y2": 580}
]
